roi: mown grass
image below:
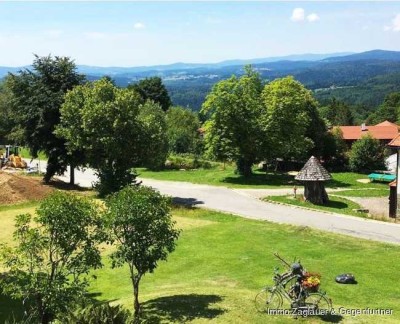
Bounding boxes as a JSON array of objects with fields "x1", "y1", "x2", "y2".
[
  {"x1": 333, "y1": 188, "x2": 390, "y2": 198},
  {"x1": 89, "y1": 207, "x2": 400, "y2": 323},
  {"x1": 137, "y1": 166, "x2": 297, "y2": 188},
  {"x1": 1, "y1": 204, "x2": 399, "y2": 323},
  {"x1": 18, "y1": 147, "x2": 47, "y2": 160},
  {"x1": 138, "y1": 166, "x2": 387, "y2": 191},
  {"x1": 264, "y1": 195, "x2": 368, "y2": 218}
]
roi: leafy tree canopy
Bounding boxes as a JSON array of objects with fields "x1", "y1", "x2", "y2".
[
  {"x1": 349, "y1": 134, "x2": 385, "y2": 172},
  {"x1": 105, "y1": 186, "x2": 180, "y2": 318},
  {"x1": 367, "y1": 91, "x2": 400, "y2": 125},
  {"x1": 201, "y1": 66, "x2": 264, "y2": 176},
  {"x1": 6, "y1": 55, "x2": 85, "y2": 182},
  {"x1": 320, "y1": 97, "x2": 354, "y2": 126},
  {"x1": 129, "y1": 76, "x2": 172, "y2": 111},
  {"x1": 57, "y1": 78, "x2": 167, "y2": 196},
  {"x1": 261, "y1": 76, "x2": 321, "y2": 161},
  {"x1": 0, "y1": 192, "x2": 103, "y2": 324},
  {"x1": 166, "y1": 106, "x2": 201, "y2": 155}
]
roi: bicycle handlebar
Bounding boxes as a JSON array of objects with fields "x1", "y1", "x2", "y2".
[{"x1": 274, "y1": 252, "x2": 291, "y2": 268}]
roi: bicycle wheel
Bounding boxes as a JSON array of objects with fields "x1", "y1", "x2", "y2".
[
  {"x1": 304, "y1": 292, "x2": 332, "y2": 314},
  {"x1": 255, "y1": 287, "x2": 283, "y2": 313}
]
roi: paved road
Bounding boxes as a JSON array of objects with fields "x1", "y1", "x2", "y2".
[{"x1": 27, "y1": 160, "x2": 400, "y2": 245}]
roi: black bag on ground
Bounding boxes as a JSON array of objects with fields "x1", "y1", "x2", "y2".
[{"x1": 335, "y1": 273, "x2": 357, "y2": 284}]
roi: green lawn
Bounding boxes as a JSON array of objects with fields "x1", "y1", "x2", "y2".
[
  {"x1": 333, "y1": 188, "x2": 390, "y2": 198},
  {"x1": 138, "y1": 166, "x2": 388, "y2": 191},
  {"x1": 2, "y1": 204, "x2": 399, "y2": 323},
  {"x1": 137, "y1": 166, "x2": 297, "y2": 188},
  {"x1": 264, "y1": 195, "x2": 369, "y2": 218},
  {"x1": 19, "y1": 147, "x2": 47, "y2": 160}
]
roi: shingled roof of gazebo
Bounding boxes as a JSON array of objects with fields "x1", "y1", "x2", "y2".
[{"x1": 295, "y1": 156, "x2": 331, "y2": 181}]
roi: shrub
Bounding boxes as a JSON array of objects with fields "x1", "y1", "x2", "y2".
[
  {"x1": 56, "y1": 303, "x2": 132, "y2": 324},
  {"x1": 0, "y1": 192, "x2": 104, "y2": 324},
  {"x1": 349, "y1": 134, "x2": 385, "y2": 172},
  {"x1": 164, "y1": 154, "x2": 217, "y2": 170}
]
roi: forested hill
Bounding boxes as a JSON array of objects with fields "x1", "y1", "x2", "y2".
[{"x1": 2, "y1": 50, "x2": 400, "y2": 119}]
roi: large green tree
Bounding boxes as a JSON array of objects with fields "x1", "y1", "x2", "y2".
[
  {"x1": 201, "y1": 67, "x2": 264, "y2": 176},
  {"x1": 105, "y1": 186, "x2": 180, "y2": 318},
  {"x1": 57, "y1": 78, "x2": 167, "y2": 196},
  {"x1": 6, "y1": 55, "x2": 85, "y2": 183},
  {"x1": 0, "y1": 192, "x2": 103, "y2": 324},
  {"x1": 367, "y1": 92, "x2": 400, "y2": 125},
  {"x1": 129, "y1": 76, "x2": 172, "y2": 111},
  {"x1": 261, "y1": 76, "x2": 323, "y2": 161},
  {"x1": 320, "y1": 98, "x2": 354, "y2": 126},
  {"x1": 166, "y1": 106, "x2": 201, "y2": 154},
  {"x1": 0, "y1": 82, "x2": 16, "y2": 143}
]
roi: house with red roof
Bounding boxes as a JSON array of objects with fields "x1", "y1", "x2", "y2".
[{"x1": 337, "y1": 120, "x2": 399, "y2": 146}]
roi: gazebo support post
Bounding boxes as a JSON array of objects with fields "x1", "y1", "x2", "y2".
[{"x1": 304, "y1": 181, "x2": 329, "y2": 205}]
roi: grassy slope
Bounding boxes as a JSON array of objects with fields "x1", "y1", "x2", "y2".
[
  {"x1": 0, "y1": 202, "x2": 38, "y2": 244},
  {"x1": 88, "y1": 207, "x2": 400, "y2": 323},
  {"x1": 1, "y1": 204, "x2": 399, "y2": 323}
]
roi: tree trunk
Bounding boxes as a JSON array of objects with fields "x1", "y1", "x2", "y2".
[
  {"x1": 70, "y1": 163, "x2": 75, "y2": 185},
  {"x1": 129, "y1": 265, "x2": 141, "y2": 319},
  {"x1": 133, "y1": 280, "x2": 140, "y2": 318},
  {"x1": 304, "y1": 181, "x2": 329, "y2": 205},
  {"x1": 236, "y1": 157, "x2": 253, "y2": 177}
]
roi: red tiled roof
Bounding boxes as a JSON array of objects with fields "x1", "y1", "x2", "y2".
[
  {"x1": 375, "y1": 120, "x2": 399, "y2": 127},
  {"x1": 338, "y1": 125, "x2": 398, "y2": 140},
  {"x1": 388, "y1": 134, "x2": 400, "y2": 147}
]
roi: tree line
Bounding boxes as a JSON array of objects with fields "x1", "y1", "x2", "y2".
[{"x1": 0, "y1": 54, "x2": 390, "y2": 191}]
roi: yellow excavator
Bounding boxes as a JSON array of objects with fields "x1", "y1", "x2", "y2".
[{"x1": 0, "y1": 145, "x2": 27, "y2": 169}]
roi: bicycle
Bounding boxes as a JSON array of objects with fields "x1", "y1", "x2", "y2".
[{"x1": 255, "y1": 253, "x2": 332, "y2": 317}]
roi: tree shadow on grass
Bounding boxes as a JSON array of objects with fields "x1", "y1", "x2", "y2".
[
  {"x1": 46, "y1": 179, "x2": 93, "y2": 192},
  {"x1": 172, "y1": 197, "x2": 204, "y2": 207},
  {"x1": 140, "y1": 294, "x2": 225, "y2": 323},
  {"x1": 325, "y1": 179, "x2": 352, "y2": 188},
  {"x1": 325, "y1": 200, "x2": 349, "y2": 210},
  {"x1": 317, "y1": 313, "x2": 344, "y2": 323},
  {"x1": 222, "y1": 172, "x2": 297, "y2": 187}
]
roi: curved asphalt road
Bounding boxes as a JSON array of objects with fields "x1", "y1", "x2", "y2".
[{"x1": 27, "y1": 160, "x2": 400, "y2": 245}]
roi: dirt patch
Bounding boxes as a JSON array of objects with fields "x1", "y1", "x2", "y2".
[
  {"x1": 0, "y1": 172, "x2": 54, "y2": 205},
  {"x1": 356, "y1": 179, "x2": 371, "y2": 184}
]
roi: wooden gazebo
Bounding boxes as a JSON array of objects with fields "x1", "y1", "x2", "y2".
[{"x1": 295, "y1": 156, "x2": 331, "y2": 205}]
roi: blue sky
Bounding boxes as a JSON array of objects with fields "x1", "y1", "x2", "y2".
[{"x1": 1, "y1": 1, "x2": 400, "y2": 67}]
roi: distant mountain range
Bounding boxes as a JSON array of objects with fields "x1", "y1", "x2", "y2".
[
  {"x1": 0, "y1": 51, "x2": 359, "y2": 77},
  {"x1": 2, "y1": 49, "x2": 400, "y2": 122}
]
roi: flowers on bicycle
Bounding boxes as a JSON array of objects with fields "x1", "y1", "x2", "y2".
[{"x1": 302, "y1": 272, "x2": 321, "y2": 289}]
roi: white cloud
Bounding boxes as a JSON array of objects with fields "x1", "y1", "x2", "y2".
[
  {"x1": 291, "y1": 8, "x2": 305, "y2": 22},
  {"x1": 134, "y1": 22, "x2": 145, "y2": 30},
  {"x1": 307, "y1": 13, "x2": 320, "y2": 23},
  {"x1": 385, "y1": 13, "x2": 400, "y2": 32},
  {"x1": 291, "y1": 8, "x2": 319, "y2": 23}
]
